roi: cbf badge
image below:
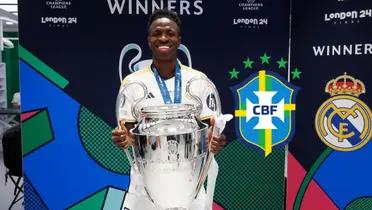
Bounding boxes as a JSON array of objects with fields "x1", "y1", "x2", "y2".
[
  {"x1": 232, "y1": 70, "x2": 298, "y2": 157},
  {"x1": 315, "y1": 73, "x2": 372, "y2": 151}
]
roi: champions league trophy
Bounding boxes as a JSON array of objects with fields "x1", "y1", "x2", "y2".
[{"x1": 115, "y1": 77, "x2": 230, "y2": 210}]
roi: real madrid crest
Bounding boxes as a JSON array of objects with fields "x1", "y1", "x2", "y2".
[{"x1": 315, "y1": 73, "x2": 372, "y2": 151}]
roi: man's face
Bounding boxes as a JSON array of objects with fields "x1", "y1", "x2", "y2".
[{"x1": 148, "y1": 17, "x2": 181, "y2": 61}]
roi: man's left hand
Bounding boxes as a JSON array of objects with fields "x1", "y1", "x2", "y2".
[{"x1": 208, "y1": 117, "x2": 227, "y2": 154}]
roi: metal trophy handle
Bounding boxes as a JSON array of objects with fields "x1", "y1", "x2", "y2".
[
  {"x1": 186, "y1": 76, "x2": 222, "y2": 200},
  {"x1": 115, "y1": 81, "x2": 148, "y2": 169}
]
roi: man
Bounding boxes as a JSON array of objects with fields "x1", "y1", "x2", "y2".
[{"x1": 112, "y1": 9, "x2": 226, "y2": 210}]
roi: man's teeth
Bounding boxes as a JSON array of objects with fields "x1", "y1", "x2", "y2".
[{"x1": 158, "y1": 46, "x2": 170, "y2": 49}]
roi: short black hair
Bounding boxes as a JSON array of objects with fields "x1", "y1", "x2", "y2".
[{"x1": 148, "y1": 9, "x2": 182, "y2": 32}]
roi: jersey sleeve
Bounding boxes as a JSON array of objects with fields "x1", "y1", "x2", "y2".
[{"x1": 199, "y1": 78, "x2": 219, "y2": 120}]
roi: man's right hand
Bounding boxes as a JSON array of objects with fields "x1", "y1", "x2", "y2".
[{"x1": 112, "y1": 120, "x2": 134, "y2": 149}]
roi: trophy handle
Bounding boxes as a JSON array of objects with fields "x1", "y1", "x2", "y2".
[
  {"x1": 186, "y1": 76, "x2": 222, "y2": 117},
  {"x1": 115, "y1": 82, "x2": 148, "y2": 168},
  {"x1": 185, "y1": 76, "x2": 204, "y2": 116},
  {"x1": 187, "y1": 76, "x2": 222, "y2": 199},
  {"x1": 178, "y1": 44, "x2": 192, "y2": 67},
  {"x1": 118, "y1": 43, "x2": 142, "y2": 81}
]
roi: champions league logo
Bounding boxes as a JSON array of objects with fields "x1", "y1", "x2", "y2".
[
  {"x1": 315, "y1": 73, "x2": 372, "y2": 151},
  {"x1": 233, "y1": 0, "x2": 268, "y2": 29},
  {"x1": 45, "y1": 0, "x2": 72, "y2": 10},
  {"x1": 118, "y1": 43, "x2": 192, "y2": 81},
  {"x1": 232, "y1": 70, "x2": 298, "y2": 157},
  {"x1": 238, "y1": 0, "x2": 264, "y2": 11}
]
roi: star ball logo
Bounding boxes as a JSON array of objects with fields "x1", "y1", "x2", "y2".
[
  {"x1": 315, "y1": 73, "x2": 372, "y2": 151},
  {"x1": 230, "y1": 53, "x2": 300, "y2": 157}
]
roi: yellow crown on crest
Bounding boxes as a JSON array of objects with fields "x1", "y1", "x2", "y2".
[{"x1": 325, "y1": 72, "x2": 366, "y2": 97}]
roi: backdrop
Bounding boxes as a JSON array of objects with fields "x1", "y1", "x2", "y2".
[
  {"x1": 287, "y1": 0, "x2": 372, "y2": 209},
  {"x1": 18, "y1": 0, "x2": 371, "y2": 209}
]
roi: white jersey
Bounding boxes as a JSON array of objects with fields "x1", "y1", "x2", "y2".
[
  {"x1": 118, "y1": 64, "x2": 217, "y2": 122},
  {"x1": 119, "y1": 64, "x2": 220, "y2": 210}
]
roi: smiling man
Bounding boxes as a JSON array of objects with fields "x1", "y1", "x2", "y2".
[
  {"x1": 148, "y1": 12, "x2": 181, "y2": 77},
  {"x1": 112, "y1": 9, "x2": 226, "y2": 210}
]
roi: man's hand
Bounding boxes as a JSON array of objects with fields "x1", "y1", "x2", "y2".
[
  {"x1": 208, "y1": 117, "x2": 226, "y2": 154},
  {"x1": 112, "y1": 120, "x2": 134, "y2": 149}
]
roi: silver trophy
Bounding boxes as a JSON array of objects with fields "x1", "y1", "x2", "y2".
[{"x1": 116, "y1": 77, "x2": 221, "y2": 210}]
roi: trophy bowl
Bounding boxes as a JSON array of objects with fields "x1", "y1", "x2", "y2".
[{"x1": 130, "y1": 104, "x2": 209, "y2": 210}]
